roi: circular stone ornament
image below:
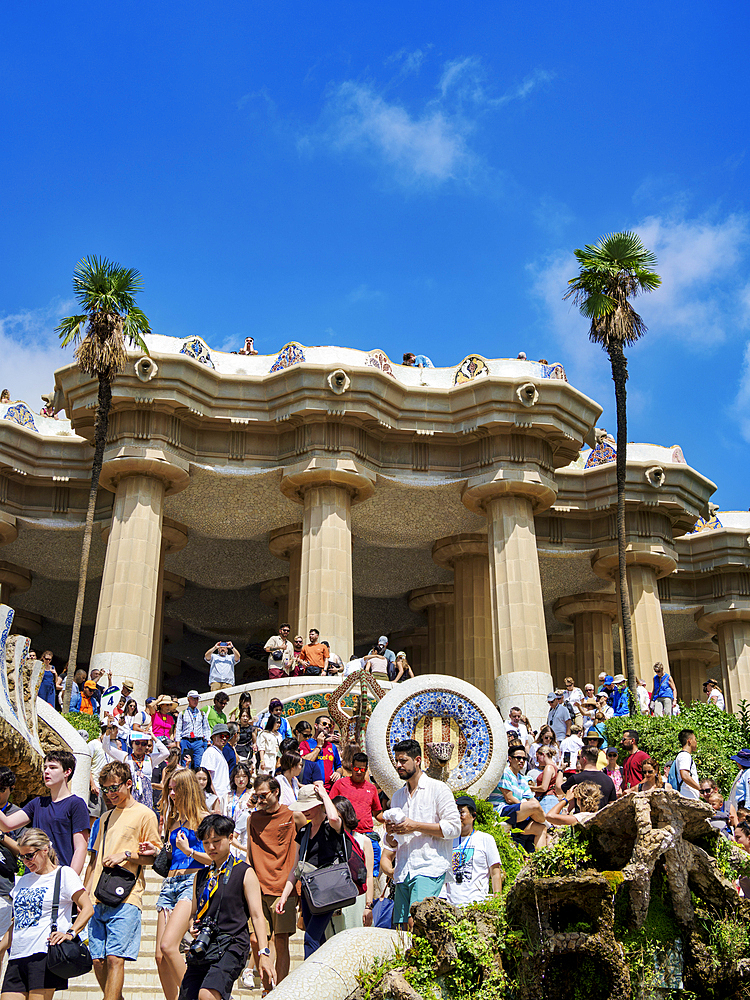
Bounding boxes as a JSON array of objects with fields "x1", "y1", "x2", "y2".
[{"x1": 365, "y1": 674, "x2": 507, "y2": 800}]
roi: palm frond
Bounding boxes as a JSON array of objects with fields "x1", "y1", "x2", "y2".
[{"x1": 56, "y1": 314, "x2": 89, "y2": 347}]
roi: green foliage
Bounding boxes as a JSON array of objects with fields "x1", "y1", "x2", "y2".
[
  {"x1": 620, "y1": 873, "x2": 682, "y2": 999},
  {"x1": 527, "y1": 827, "x2": 593, "y2": 877},
  {"x1": 472, "y1": 797, "x2": 526, "y2": 889},
  {"x1": 62, "y1": 711, "x2": 100, "y2": 743},
  {"x1": 707, "y1": 913, "x2": 750, "y2": 966},
  {"x1": 713, "y1": 834, "x2": 750, "y2": 881},
  {"x1": 604, "y1": 701, "x2": 743, "y2": 795},
  {"x1": 737, "y1": 699, "x2": 750, "y2": 747},
  {"x1": 56, "y1": 255, "x2": 150, "y2": 353},
  {"x1": 440, "y1": 912, "x2": 508, "y2": 1000}
]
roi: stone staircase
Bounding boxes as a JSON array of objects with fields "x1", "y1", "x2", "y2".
[{"x1": 67, "y1": 869, "x2": 305, "y2": 1000}]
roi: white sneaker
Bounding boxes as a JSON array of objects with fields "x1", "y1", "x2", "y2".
[{"x1": 240, "y1": 969, "x2": 257, "y2": 989}]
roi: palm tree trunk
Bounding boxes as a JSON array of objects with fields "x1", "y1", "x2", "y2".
[
  {"x1": 607, "y1": 342, "x2": 637, "y2": 712},
  {"x1": 63, "y1": 376, "x2": 112, "y2": 711}
]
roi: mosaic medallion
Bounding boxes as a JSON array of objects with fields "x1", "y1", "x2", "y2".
[
  {"x1": 364, "y1": 350, "x2": 395, "y2": 377},
  {"x1": 541, "y1": 362, "x2": 568, "y2": 381},
  {"x1": 690, "y1": 514, "x2": 722, "y2": 533},
  {"x1": 180, "y1": 337, "x2": 215, "y2": 369},
  {"x1": 3, "y1": 403, "x2": 38, "y2": 433},
  {"x1": 453, "y1": 354, "x2": 489, "y2": 385},
  {"x1": 270, "y1": 342, "x2": 305, "y2": 372},
  {"x1": 671, "y1": 446, "x2": 686, "y2": 464},
  {"x1": 584, "y1": 440, "x2": 617, "y2": 468},
  {"x1": 366, "y1": 674, "x2": 507, "y2": 799}
]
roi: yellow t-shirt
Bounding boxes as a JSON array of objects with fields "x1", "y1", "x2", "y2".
[{"x1": 92, "y1": 801, "x2": 161, "y2": 910}]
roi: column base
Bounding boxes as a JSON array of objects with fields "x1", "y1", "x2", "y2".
[
  {"x1": 89, "y1": 651, "x2": 152, "y2": 706},
  {"x1": 496, "y1": 671, "x2": 553, "y2": 730}
]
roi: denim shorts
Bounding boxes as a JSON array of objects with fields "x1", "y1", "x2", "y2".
[
  {"x1": 157, "y1": 871, "x2": 197, "y2": 911},
  {"x1": 89, "y1": 902, "x2": 142, "y2": 961}
]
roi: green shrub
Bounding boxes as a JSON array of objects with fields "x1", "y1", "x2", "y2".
[
  {"x1": 62, "y1": 711, "x2": 101, "y2": 743},
  {"x1": 470, "y1": 796, "x2": 526, "y2": 889},
  {"x1": 528, "y1": 826, "x2": 593, "y2": 877},
  {"x1": 604, "y1": 702, "x2": 743, "y2": 795}
]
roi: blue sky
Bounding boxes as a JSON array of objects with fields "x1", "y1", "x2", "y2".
[{"x1": 2, "y1": 3, "x2": 749, "y2": 509}]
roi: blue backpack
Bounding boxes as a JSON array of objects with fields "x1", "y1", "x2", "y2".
[{"x1": 667, "y1": 758, "x2": 683, "y2": 791}]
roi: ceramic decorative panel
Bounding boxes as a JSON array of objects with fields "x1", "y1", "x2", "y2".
[
  {"x1": 364, "y1": 350, "x2": 395, "y2": 377},
  {"x1": 270, "y1": 343, "x2": 306, "y2": 372},
  {"x1": 3, "y1": 403, "x2": 38, "y2": 432},
  {"x1": 180, "y1": 338, "x2": 215, "y2": 369},
  {"x1": 541, "y1": 362, "x2": 568, "y2": 381},
  {"x1": 584, "y1": 440, "x2": 617, "y2": 468},
  {"x1": 453, "y1": 355, "x2": 489, "y2": 384}
]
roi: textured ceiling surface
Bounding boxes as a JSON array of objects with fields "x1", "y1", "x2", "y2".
[
  {"x1": 353, "y1": 541, "x2": 452, "y2": 598},
  {"x1": 352, "y1": 477, "x2": 485, "y2": 546},
  {"x1": 166, "y1": 533, "x2": 288, "y2": 589},
  {"x1": 1, "y1": 520, "x2": 106, "y2": 581}
]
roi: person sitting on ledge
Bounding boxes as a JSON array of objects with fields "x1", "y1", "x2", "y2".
[
  {"x1": 402, "y1": 352, "x2": 434, "y2": 368},
  {"x1": 238, "y1": 336, "x2": 258, "y2": 355},
  {"x1": 0, "y1": 389, "x2": 9, "y2": 403}
]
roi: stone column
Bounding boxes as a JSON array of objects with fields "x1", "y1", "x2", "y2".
[
  {"x1": 548, "y1": 634, "x2": 576, "y2": 690},
  {"x1": 432, "y1": 535, "x2": 493, "y2": 697},
  {"x1": 697, "y1": 610, "x2": 750, "y2": 712},
  {"x1": 0, "y1": 562, "x2": 31, "y2": 609},
  {"x1": 593, "y1": 550, "x2": 674, "y2": 679},
  {"x1": 269, "y1": 524, "x2": 303, "y2": 634},
  {"x1": 150, "y1": 566, "x2": 186, "y2": 698},
  {"x1": 260, "y1": 578, "x2": 290, "y2": 628},
  {"x1": 90, "y1": 455, "x2": 189, "y2": 707},
  {"x1": 391, "y1": 628, "x2": 429, "y2": 675},
  {"x1": 668, "y1": 641, "x2": 720, "y2": 706},
  {"x1": 281, "y1": 465, "x2": 374, "y2": 662},
  {"x1": 408, "y1": 585, "x2": 455, "y2": 675},
  {"x1": 554, "y1": 592, "x2": 618, "y2": 685},
  {"x1": 462, "y1": 477, "x2": 556, "y2": 724}
]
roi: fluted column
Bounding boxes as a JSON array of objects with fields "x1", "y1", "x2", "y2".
[
  {"x1": 0, "y1": 562, "x2": 31, "y2": 609},
  {"x1": 281, "y1": 465, "x2": 375, "y2": 662},
  {"x1": 260, "y1": 578, "x2": 290, "y2": 627},
  {"x1": 91, "y1": 455, "x2": 189, "y2": 707},
  {"x1": 269, "y1": 524, "x2": 303, "y2": 633},
  {"x1": 698, "y1": 610, "x2": 750, "y2": 712},
  {"x1": 668, "y1": 641, "x2": 720, "y2": 706},
  {"x1": 392, "y1": 628, "x2": 429, "y2": 674},
  {"x1": 408, "y1": 585, "x2": 455, "y2": 675},
  {"x1": 548, "y1": 634, "x2": 576, "y2": 690},
  {"x1": 432, "y1": 535, "x2": 493, "y2": 696},
  {"x1": 554, "y1": 592, "x2": 618, "y2": 684}
]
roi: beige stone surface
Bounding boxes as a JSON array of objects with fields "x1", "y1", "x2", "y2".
[
  {"x1": 409, "y1": 584, "x2": 455, "y2": 675},
  {"x1": 668, "y1": 640, "x2": 719, "y2": 704},
  {"x1": 555, "y1": 592, "x2": 618, "y2": 680},
  {"x1": 548, "y1": 633, "x2": 575, "y2": 688},
  {"x1": 626, "y1": 563, "x2": 670, "y2": 677}
]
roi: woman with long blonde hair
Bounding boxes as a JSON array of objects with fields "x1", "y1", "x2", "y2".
[
  {"x1": 546, "y1": 781, "x2": 603, "y2": 826},
  {"x1": 141, "y1": 769, "x2": 211, "y2": 1000},
  {"x1": 2, "y1": 828, "x2": 94, "y2": 999}
]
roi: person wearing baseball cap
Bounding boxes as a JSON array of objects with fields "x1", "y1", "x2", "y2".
[
  {"x1": 175, "y1": 690, "x2": 211, "y2": 768},
  {"x1": 101, "y1": 726, "x2": 169, "y2": 809},
  {"x1": 201, "y1": 725, "x2": 231, "y2": 799},
  {"x1": 611, "y1": 674, "x2": 630, "y2": 717},
  {"x1": 439, "y1": 795, "x2": 503, "y2": 906}
]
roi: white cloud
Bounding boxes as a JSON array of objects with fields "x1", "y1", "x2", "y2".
[
  {"x1": 302, "y1": 58, "x2": 552, "y2": 187},
  {"x1": 346, "y1": 284, "x2": 384, "y2": 305},
  {"x1": 737, "y1": 340, "x2": 750, "y2": 443},
  {"x1": 0, "y1": 300, "x2": 74, "y2": 415}
]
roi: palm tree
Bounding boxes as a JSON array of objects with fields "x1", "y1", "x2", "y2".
[
  {"x1": 564, "y1": 232, "x2": 661, "y2": 709},
  {"x1": 56, "y1": 257, "x2": 150, "y2": 711}
]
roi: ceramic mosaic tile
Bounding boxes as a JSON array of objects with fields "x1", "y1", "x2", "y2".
[
  {"x1": 364, "y1": 350, "x2": 395, "y2": 376},
  {"x1": 179, "y1": 338, "x2": 215, "y2": 369},
  {"x1": 584, "y1": 440, "x2": 617, "y2": 468},
  {"x1": 453, "y1": 355, "x2": 489, "y2": 384},
  {"x1": 3, "y1": 403, "x2": 38, "y2": 432},
  {"x1": 270, "y1": 342, "x2": 306, "y2": 372},
  {"x1": 541, "y1": 362, "x2": 568, "y2": 381}
]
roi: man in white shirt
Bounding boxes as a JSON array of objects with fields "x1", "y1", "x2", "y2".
[
  {"x1": 673, "y1": 729, "x2": 700, "y2": 800},
  {"x1": 264, "y1": 623, "x2": 295, "y2": 680},
  {"x1": 176, "y1": 690, "x2": 212, "y2": 768},
  {"x1": 201, "y1": 724, "x2": 232, "y2": 799},
  {"x1": 546, "y1": 691, "x2": 572, "y2": 742},
  {"x1": 440, "y1": 796, "x2": 502, "y2": 906},
  {"x1": 384, "y1": 739, "x2": 461, "y2": 929},
  {"x1": 204, "y1": 640, "x2": 240, "y2": 690},
  {"x1": 503, "y1": 706, "x2": 532, "y2": 751}
]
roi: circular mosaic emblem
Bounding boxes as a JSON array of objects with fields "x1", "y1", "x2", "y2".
[{"x1": 365, "y1": 675, "x2": 507, "y2": 800}]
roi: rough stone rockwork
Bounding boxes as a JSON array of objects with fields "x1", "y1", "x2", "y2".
[{"x1": 2, "y1": 633, "x2": 45, "y2": 798}]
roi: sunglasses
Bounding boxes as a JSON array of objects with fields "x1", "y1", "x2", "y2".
[
  {"x1": 101, "y1": 782, "x2": 126, "y2": 793},
  {"x1": 352, "y1": 767, "x2": 367, "y2": 773},
  {"x1": 511, "y1": 755, "x2": 528, "y2": 762},
  {"x1": 20, "y1": 848, "x2": 42, "y2": 862},
  {"x1": 700, "y1": 787, "x2": 713, "y2": 795}
]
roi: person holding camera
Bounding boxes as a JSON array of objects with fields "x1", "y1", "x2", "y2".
[
  {"x1": 264, "y1": 624, "x2": 295, "y2": 680},
  {"x1": 178, "y1": 814, "x2": 273, "y2": 1000},
  {"x1": 439, "y1": 796, "x2": 503, "y2": 906},
  {"x1": 86, "y1": 761, "x2": 161, "y2": 1000},
  {"x1": 204, "y1": 642, "x2": 240, "y2": 692}
]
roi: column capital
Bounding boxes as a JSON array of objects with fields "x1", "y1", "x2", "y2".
[
  {"x1": 280, "y1": 459, "x2": 375, "y2": 506},
  {"x1": 260, "y1": 577, "x2": 290, "y2": 607},
  {"x1": 591, "y1": 544, "x2": 677, "y2": 581},
  {"x1": 461, "y1": 471, "x2": 556, "y2": 516},
  {"x1": 162, "y1": 518, "x2": 189, "y2": 555},
  {"x1": 408, "y1": 584, "x2": 455, "y2": 613},
  {"x1": 0, "y1": 511, "x2": 17, "y2": 547},
  {"x1": 391, "y1": 626, "x2": 429, "y2": 650},
  {"x1": 163, "y1": 570, "x2": 185, "y2": 601},
  {"x1": 697, "y1": 607, "x2": 750, "y2": 635},
  {"x1": 554, "y1": 591, "x2": 618, "y2": 625},
  {"x1": 269, "y1": 523, "x2": 304, "y2": 560},
  {"x1": 9, "y1": 609, "x2": 42, "y2": 636},
  {"x1": 432, "y1": 532, "x2": 487, "y2": 568},
  {"x1": 667, "y1": 640, "x2": 719, "y2": 666},
  {"x1": 99, "y1": 449, "x2": 190, "y2": 496},
  {"x1": 548, "y1": 632, "x2": 575, "y2": 652},
  {"x1": 0, "y1": 561, "x2": 31, "y2": 596}
]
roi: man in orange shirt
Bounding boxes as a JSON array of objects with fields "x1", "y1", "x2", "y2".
[{"x1": 298, "y1": 629, "x2": 329, "y2": 676}]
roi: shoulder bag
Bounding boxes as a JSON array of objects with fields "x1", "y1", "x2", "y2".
[
  {"x1": 94, "y1": 811, "x2": 141, "y2": 906},
  {"x1": 46, "y1": 868, "x2": 93, "y2": 979},
  {"x1": 298, "y1": 821, "x2": 358, "y2": 915}
]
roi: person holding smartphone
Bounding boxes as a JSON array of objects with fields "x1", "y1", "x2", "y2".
[{"x1": 204, "y1": 642, "x2": 240, "y2": 692}]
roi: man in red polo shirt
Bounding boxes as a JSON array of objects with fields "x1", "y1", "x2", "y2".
[
  {"x1": 621, "y1": 730, "x2": 650, "y2": 788},
  {"x1": 330, "y1": 752, "x2": 384, "y2": 832},
  {"x1": 298, "y1": 716, "x2": 341, "y2": 791}
]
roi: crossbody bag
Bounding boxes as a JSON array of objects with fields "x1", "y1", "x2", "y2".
[
  {"x1": 46, "y1": 868, "x2": 93, "y2": 978},
  {"x1": 94, "y1": 811, "x2": 141, "y2": 907}
]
